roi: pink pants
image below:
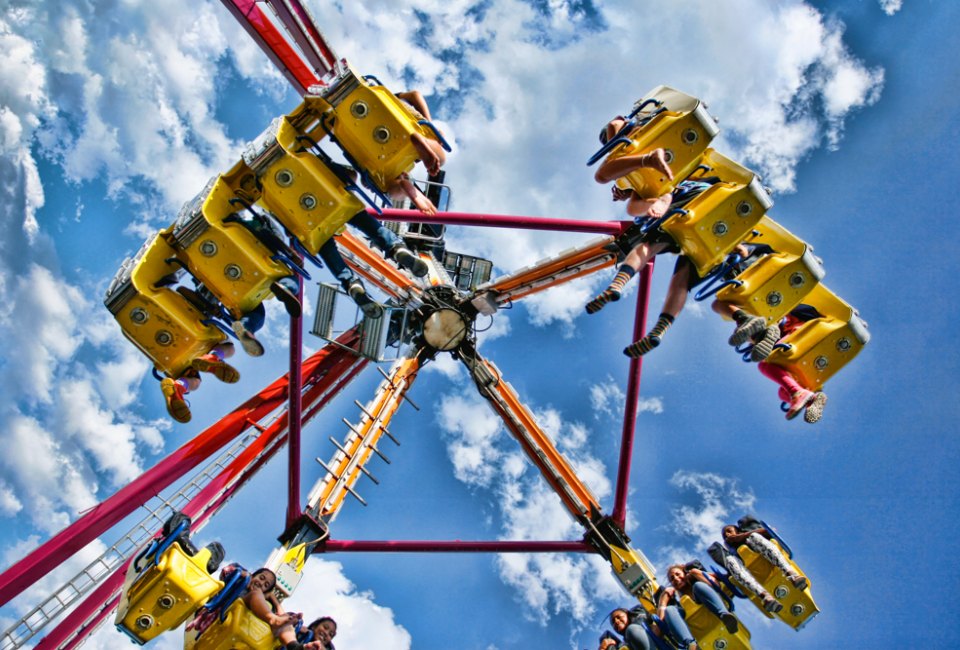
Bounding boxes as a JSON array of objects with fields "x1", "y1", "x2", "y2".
[{"x1": 758, "y1": 362, "x2": 802, "y2": 402}]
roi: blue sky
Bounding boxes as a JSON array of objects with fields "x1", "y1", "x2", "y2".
[{"x1": 0, "y1": 0, "x2": 958, "y2": 648}]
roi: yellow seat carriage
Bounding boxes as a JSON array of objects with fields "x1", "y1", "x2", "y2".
[
  {"x1": 763, "y1": 284, "x2": 870, "y2": 391},
  {"x1": 588, "y1": 86, "x2": 720, "y2": 200},
  {"x1": 115, "y1": 513, "x2": 224, "y2": 644},
  {"x1": 104, "y1": 234, "x2": 227, "y2": 380},
  {"x1": 165, "y1": 162, "x2": 301, "y2": 321},
  {"x1": 293, "y1": 64, "x2": 451, "y2": 200}
]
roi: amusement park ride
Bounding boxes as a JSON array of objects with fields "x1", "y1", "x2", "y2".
[{"x1": 0, "y1": 1, "x2": 870, "y2": 649}]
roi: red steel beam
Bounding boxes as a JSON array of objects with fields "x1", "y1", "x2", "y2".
[
  {"x1": 611, "y1": 261, "x2": 655, "y2": 527},
  {"x1": 0, "y1": 332, "x2": 358, "y2": 608},
  {"x1": 324, "y1": 540, "x2": 595, "y2": 553},
  {"x1": 373, "y1": 208, "x2": 629, "y2": 235}
]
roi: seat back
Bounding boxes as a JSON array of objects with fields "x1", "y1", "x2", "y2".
[
  {"x1": 167, "y1": 165, "x2": 292, "y2": 317},
  {"x1": 251, "y1": 116, "x2": 362, "y2": 256},
  {"x1": 104, "y1": 234, "x2": 225, "y2": 378},
  {"x1": 765, "y1": 284, "x2": 870, "y2": 391},
  {"x1": 610, "y1": 86, "x2": 719, "y2": 199},
  {"x1": 714, "y1": 217, "x2": 825, "y2": 323},
  {"x1": 115, "y1": 543, "x2": 222, "y2": 644}
]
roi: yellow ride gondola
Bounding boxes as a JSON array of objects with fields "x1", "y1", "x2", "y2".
[
  {"x1": 764, "y1": 284, "x2": 870, "y2": 391},
  {"x1": 713, "y1": 216, "x2": 825, "y2": 323},
  {"x1": 115, "y1": 516, "x2": 223, "y2": 644},
  {"x1": 166, "y1": 162, "x2": 297, "y2": 319},
  {"x1": 600, "y1": 86, "x2": 719, "y2": 200},
  {"x1": 103, "y1": 234, "x2": 226, "y2": 379},
  {"x1": 303, "y1": 64, "x2": 449, "y2": 193},
  {"x1": 246, "y1": 115, "x2": 362, "y2": 256},
  {"x1": 731, "y1": 538, "x2": 820, "y2": 630},
  {"x1": 660, "y1": 149, "x2": 773, "y2": 276}
]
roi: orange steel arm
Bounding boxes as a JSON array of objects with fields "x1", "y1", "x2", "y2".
[
  {"x1": 460, "y1": 351, "x2": 602, "y2": 523},
  {"x1": 308, "y1": 353, "x2": 422, "y2": 522},
  {"x1": 477, "y1": 236, "x2": 618, "y2": 306},
  {"x1": 335, "y1": 230, "x2": 424, "y2": 302}
]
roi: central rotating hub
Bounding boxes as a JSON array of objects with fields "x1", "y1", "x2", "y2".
[{"x1": 422, "y1": 308, "x2": 469, "y2": 350}]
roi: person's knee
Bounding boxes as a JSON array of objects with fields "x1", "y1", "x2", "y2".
[{"x1": 623, "y1": 623, "x2": 652, "y2": 650}]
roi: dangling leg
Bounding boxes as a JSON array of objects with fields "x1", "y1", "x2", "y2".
[
  {"x1": 691, "y1": 582, "x2": 738, "y2": 633},
  {"x1": 723, "y1": 555, "x2": 782, "y2": 612},
  {"x1": 594, "y1": 148, "x2": 675, "y2": 184},
  {"x1": 191, "y1": 342, "x2": 240, "y2": 383},
  {"x1": 586, "y1": 264, "x2": 635, "y2": 314},
  {"x1": 758, "y1": 362, "x2": 814, "y2": 420},
  {"x1": 624, "y1": 256, "x2": 692, "y2": 358},
  {"x1": 233, "y1": 307, "x2": 266, "y2": 357},
  {"x1": 320, "y1": 238, "x2": 384, "y2": 318},
  {"x1": 161, "y1": 375, "x2": 198, "y2": 423},
  {"x1": 348, "y1": 210, "x2": 428, "y2": 276},
  {"x1": 744, "y1": 533, "x2": 807, "y2": 589}
]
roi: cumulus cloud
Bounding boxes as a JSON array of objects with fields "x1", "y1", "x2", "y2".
[
  {"x1": 658, "y1": 470, "x2": 756, "y2": 565},
  {"x1": 878, "y1": 0, "x2": 904, "y2": 16},
  {"x1": 437, "y1": 390, "x2": 617, "y2": 627}
]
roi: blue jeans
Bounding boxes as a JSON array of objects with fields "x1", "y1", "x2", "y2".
[
  {"x1": 318, "y1": 211, "x2": 402, "y2": 289},
  {"x1": 661, "y1": 605, "x2": 696, "y2": 648},
  {"x1": 238, "y1": 276, "x2": 298, "y2": 333},
  {"x1": 622, "y1": 623, "x2": 655, "y2": 650},
  {"x1": 692, "y1": 581, "x2": 730, "y2": 618}
]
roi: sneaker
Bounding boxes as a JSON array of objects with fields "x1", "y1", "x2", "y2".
[
  {"x1": 192, "y1": 354, "x2": 240, "y2": 384},
  {"x1": 750, "y1": 324, "x2": 781, "y2": 362},
  {"x1": 720, "y1": 612, "x2": 739, "y2": 634},
  {"x1": 204, "y1": 542, "x2": 225, "y2": 573},
  {"x1": 161, "y1": 378, "x2": 191, "y2": 423},
  {"x1": 391, "y1": 245, "x2": 429, "y2": 278},
  {"x1": 347, "y1": 279, "x2": 384, "y2": 318},
  {"x1": 729, "y1": 315, "x2": 766, "y2": 346},
  {"x1": 785, "y1": 389, "x2": 816, "y2": 420},
  {"x1": 804, "y1": 392, "x2": 827, "y2": 424},
  {"x1": 271, "y1": 280, "x2": 302, "y2": 318},
  {"x1": 232, "y1": 320, "x2": 265, "y2": 357}
]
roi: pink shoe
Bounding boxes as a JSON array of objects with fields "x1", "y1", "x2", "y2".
[{"x1": 785, "y1": 389, "x2": 816, "y2": 420}]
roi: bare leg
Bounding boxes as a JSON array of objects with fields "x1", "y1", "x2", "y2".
[
  {"x1": 388, "y1": 173, "x2": 438, "y2": 215},
  {"x1": 594, "y1": 148, "x2": 674, "y2": 184},
  {"x1": 711, "y1": 300, "x2": 739, "y2": 320},
  {"x1": 411, "y1": 132, "x2": 444, "y2": 176},
  {"x1": 623, "y1": 241, "x2": 668, "y2": 270}
]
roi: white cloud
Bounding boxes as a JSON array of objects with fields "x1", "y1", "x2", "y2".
[
  {"x1": 658, "y1": 470, "x2": 757, "y2": 563},
  {"x1": 283, "y1": 559, "x2": 412, "y2": 649},
  {"x1": 879, "y1": 0, "x2": 903, "y2": 16},
  {"x1": 591, "y1": 376, "x2": 664, "y2": 419}
]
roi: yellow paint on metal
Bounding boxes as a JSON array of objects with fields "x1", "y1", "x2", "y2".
[
  {"x1": 733, "y1": 540, "x2": 820, "y2": 630},
  {"x1": 184, "y1": 600, "x2": 280, "y2": 650},
  {"x1": 715, "y1": 217, "x2": 824, "y2": 323},
  {"x1": 256, "y1": 116, "x2": 362, "y2": 255},
  {"x1": 765, "y1": 284, "x2": 869, "y2": 391},
  {"x1": 166, "y1": 162, "x2": 293, "y2": 318},
  {"x1": 110, "y1": 233, "x2": 225, "y2": 378},
  {"x1": 115, "y1": 543, "x2": 222, "y2": 644},
  {"x1": 678, "y1": 593, "x2": 753, "y2": 650},
  {"x1": 609, "y1": 86, "x2": 718, "y2": 199}
]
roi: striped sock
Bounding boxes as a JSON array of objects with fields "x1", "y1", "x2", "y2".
[
  {"x1": 586, "y1": 265, "x2": 636, "y2": 314},
  {"x1": 623, "y1": 313, "x2": 675, "y2": 358}
]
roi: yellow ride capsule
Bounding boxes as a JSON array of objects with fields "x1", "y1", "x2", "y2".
[
  {"x1": 103, "y1": 234, "x2": 226, "y2": 379},
  {"x1": 184, "y1": 600, "x2": 279, "y2": 650},
  {"x1": 765, "y1": 284, "x2": 870, "y2": 391},
  {"x1": 678, "y1": 594, "x2": 752, "y2": 650},
  {"x1": 307, "y1": 65, "x2": 445, "y2": 193},
  {"x1": 166, "y1": 163, "x2": 296, "y2": 318},
  {"x1": 714, "y1": 217, "x2": 825, "y2": 323},
  {"x1": 115, "y1": 543, "x2": 223, "y2": 645},
  {"x1": 732, "y1": 540, "x2": 820, "y2": 630},
  {"x1": 609, "y1": 86, "x2": 719, "y2": 199},
  {"x1": 661, "y1": 150, "x2": 773, "y2": 276},
  {"x1": 247, "y1": 115, "x2": 362, "y2": 256}
]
